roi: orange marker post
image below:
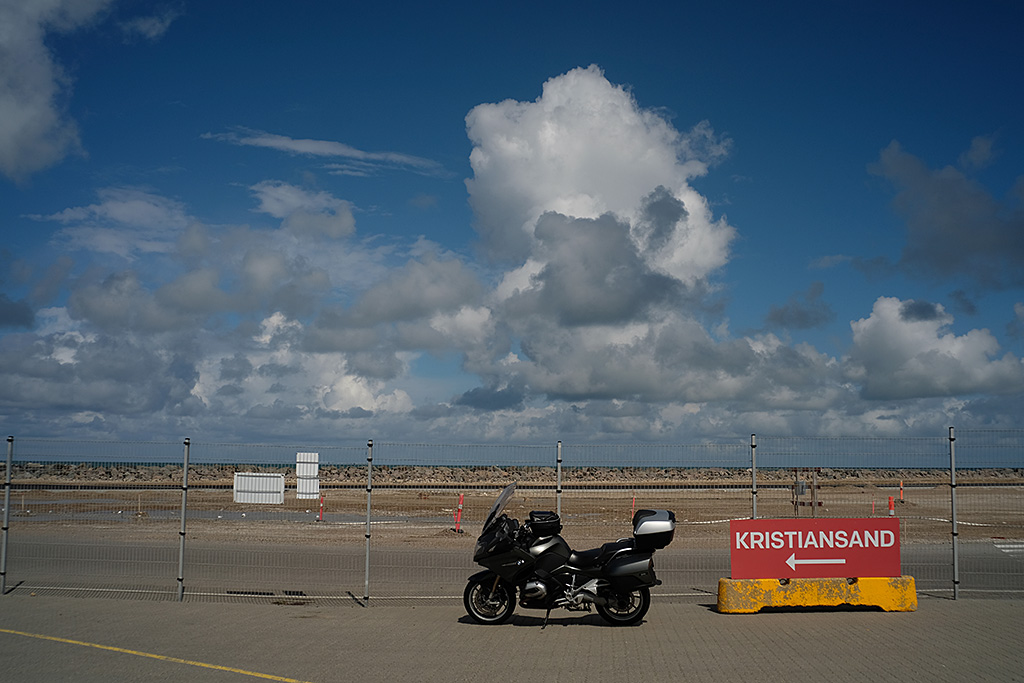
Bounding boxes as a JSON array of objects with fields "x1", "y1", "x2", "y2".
[
  {"x1": 453, "y1": 493, "x2": 464, "y2": 533},
  {"x1": 888, "y1": 496, "x2": 895, "y2": 516}
]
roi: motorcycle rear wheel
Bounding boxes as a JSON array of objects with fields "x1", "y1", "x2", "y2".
[
  {"x1": 464, "y1": 575, "x2": 516, "y2": 624},
  {"x1": 596, "y1": 586, "x2": 651, "y2": 626}
]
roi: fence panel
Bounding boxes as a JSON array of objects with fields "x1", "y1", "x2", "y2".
[
  {"x1": 559, "y1": 443, "x2": 749, "y2": 599},
  {"x1": 753, "y1": 433, "x2": 1024, "y2": 596},
  {"x1": 955, "y1": 429, "x2": 1024, "y2": 595},
  {"x1": 366, "y1": 442, "x2": 551, "y2": 599},
  {"x1": 5, "y1": 438, "x2": 185, "y2": 599},
  {"x1": 180, "y1": 442, "x2": 368, "y2": 602},
  {"x1": 753, "y1": 436, "x2": 953, "y2": 592}
]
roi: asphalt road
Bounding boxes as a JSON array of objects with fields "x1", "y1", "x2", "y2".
[{"x1": 2, "y1": 593, "x2": 1022, "y2": 682}]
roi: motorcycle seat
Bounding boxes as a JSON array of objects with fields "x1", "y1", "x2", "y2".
[{"x1": 569, "y1": 539, "x2": 635, "y2": 569}]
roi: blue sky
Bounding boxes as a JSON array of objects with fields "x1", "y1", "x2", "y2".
[{"x1": 1, "y1": 0, "x2": 1022, "y2": 444}]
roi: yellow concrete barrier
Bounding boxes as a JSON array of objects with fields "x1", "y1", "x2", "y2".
[{"x1": 717, "y1": 576, "x2": 917, "y2": 613}]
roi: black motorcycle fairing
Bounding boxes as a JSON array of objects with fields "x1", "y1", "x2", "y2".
[
  {"x1": 474, "y1": 507, "x2": 525, "y2": 560},
  {"x1": 473, "y1": 522, "x2": 535, "y2": 584},
  {"x1": 527, "y1": 534, "x2": 571, "y2": 574}
]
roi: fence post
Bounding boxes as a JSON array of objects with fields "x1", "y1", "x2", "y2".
[
  {"x1": 949, "y1": 426, "x2": 959, "y2": 600},
  {"x1": 1, "y1": 436, "x2": 12, "y2": 595},
  {"x1": 177, "y1": 437, "x2": 190, "y2": 601},
  {"x1": 556, "y1": 441, "x2": 562, "y2": 517},
  {"x1": 750, "y1": 434, "x2": 758, "y2": 519},
  {"x1": 364, "y1": 439, "x2": 373, "y2": 604}
]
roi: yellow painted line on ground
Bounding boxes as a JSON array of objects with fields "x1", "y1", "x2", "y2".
[{"x1": 0, "y1": 628, "x2": 315, "y2": 683}]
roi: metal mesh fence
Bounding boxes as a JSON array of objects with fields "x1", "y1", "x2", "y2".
[
  {"x1": 2, "y1": 430, "x2": 1021, "y2": 603},
  {"x1": 3, "y1": 438, "x2": 185, "y2": 599},
  {"x1": 557, "y1": 442, "x2": 749, "y2": 599},
  {"x1": 953, "y1": 429, "x2": 1024, "y2": 595},
  {"x1": 366, "y1": 442, "x2": 551, "y2": 600},
  {"x1": 753, "y1": 435, "x2": 953, "y2": 592},
  {"x1": 181, "y1": 441, "x2": 368, "y2": 602}
]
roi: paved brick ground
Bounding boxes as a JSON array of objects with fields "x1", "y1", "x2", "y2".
[{"x1": 1, "y1": 594, "x2": 1022, "y2": 682}]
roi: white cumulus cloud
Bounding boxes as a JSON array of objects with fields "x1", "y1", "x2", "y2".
[
  {"x1": 845, "y1": 296, "x2": 1024, "y2": 399},
  {"x1": 465, "y1": 64, "x2": 734, "y2": 276}
]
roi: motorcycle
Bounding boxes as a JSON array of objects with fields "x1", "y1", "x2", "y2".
[{"x1": 463, "y1": 482, "x2": 675, "y2": 626}]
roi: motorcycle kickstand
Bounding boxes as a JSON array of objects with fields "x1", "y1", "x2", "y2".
[{"x1": 541, "y1": 607, "x2": 552, "y2": 630}]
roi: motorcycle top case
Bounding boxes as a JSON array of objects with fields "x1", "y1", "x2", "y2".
[
  {"x1": 528, "y1": 510, "x2": 562, "y2": 537},
  {"x1": 632, "y1": 509, "x2": 675, "y2": 550}
]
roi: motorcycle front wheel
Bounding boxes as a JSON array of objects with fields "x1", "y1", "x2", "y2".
[
  {"x1": 463, "y1": 575, "x2": 516, "y2": 624},
  {"x1": 596, "y1": 586, "x2": 651, "y2": 626}
]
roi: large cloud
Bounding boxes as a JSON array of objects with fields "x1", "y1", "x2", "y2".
[
  {"x1": 460, "y1": 66, "x2": 748, "y2": 406},
  {"x1": 187, "y1": 313, "x2": 414, "y2": 423},
  {"x1": 465, "y1": 65, "x2": 733, "y2": 276},
  {"x1": 0, "y1": 323, "x2": 200, "y2": 418},
  {"x1": 844, "y1": 296, "x2": 1024, "y2": 399}
]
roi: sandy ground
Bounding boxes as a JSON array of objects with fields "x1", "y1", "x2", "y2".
[{"x1": 8, "y1": 475, "x2": 1023, "y2": 548}]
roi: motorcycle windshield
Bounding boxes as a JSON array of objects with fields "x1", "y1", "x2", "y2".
[{"x1": 481, "y1": 482, "x2": 516, "y2": 534}]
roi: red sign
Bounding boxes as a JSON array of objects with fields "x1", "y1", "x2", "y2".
[{"x1": 730, "y1": 518, "x2": 900, "y2": 579}]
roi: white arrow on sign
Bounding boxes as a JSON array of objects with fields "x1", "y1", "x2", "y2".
[{"x1": 785, "y1": 553, "x2": 847, "y2": 571}]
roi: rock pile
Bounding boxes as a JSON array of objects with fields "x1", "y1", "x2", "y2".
[{"x1": 9, "y1": 462, "x2": 1022, "y2": 486}]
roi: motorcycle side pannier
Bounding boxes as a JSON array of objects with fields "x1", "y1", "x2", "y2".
[
  {"x1": 528, "y1": 510, "x2": 562, "y2": 537},
  {"x1": 632, "y1": 509, "x2": 676, "y2": 550}
]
